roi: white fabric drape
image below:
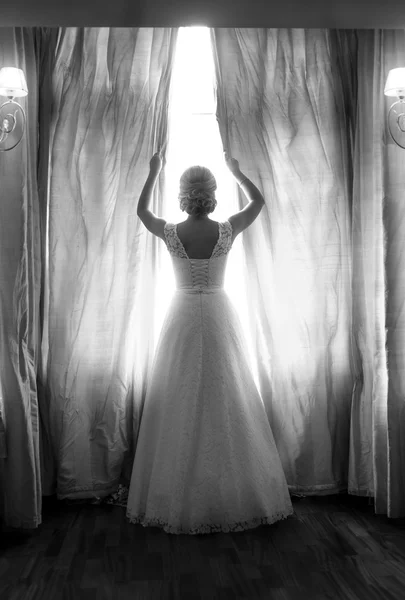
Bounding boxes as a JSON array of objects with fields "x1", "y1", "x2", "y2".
[
  {"x1": 211, "y1": 28, "x2": 405, "y2": 516},
  {"x1": 38, "y1": 28, "x2": 178, "y2": 500},
  {"x1": 362, "y1": 30, "x2": 405, "y2": 517},
  {"x1": 0, "y1": 28, "x2": 42, "y2": 528},
  {"x1": 348, "y1": 30, "x2": 389, "y2": 510},
  {"x1": 211, "y1": 28, "x2": 357, "y2": 496}
]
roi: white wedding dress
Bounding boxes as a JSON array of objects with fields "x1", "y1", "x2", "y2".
[{"x1": 126, "y1": 220, "x2": 294, "y2": 534}]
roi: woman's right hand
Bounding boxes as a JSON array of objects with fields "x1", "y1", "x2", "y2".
[
  {"x1": 224, "y1": 151, "x2": 241, "y2": 176},
  {"x1": 149, "y1": 151, "x2": 163, "y2": 176}
]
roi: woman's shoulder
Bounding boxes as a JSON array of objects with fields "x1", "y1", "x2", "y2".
[
  {"x1": 175, "y1": 218, "x2": 230, "y2": 228},
  {"x1": 164, "y1": 219, "x2": 232, "y2": 234}
]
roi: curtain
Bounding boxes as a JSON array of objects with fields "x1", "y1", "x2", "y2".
[
  {"x1": 211, "y1": 28, "x2": 405, "y2": 516},
  {"x1": 0, "y1": 29, "x2": 42, "y2": 528},
  {"x1": 211, "y1": 29, "x2": 356, "y2": 496},
  {"x1": 348, "y1": 29, "x2": 390, "y2": 511},
  {"x1": 371, "y1": 30, "x2": 405, "y2": 517},
  {"x1": 38, "y1": 28, "x2": 178, "y2": 500}
]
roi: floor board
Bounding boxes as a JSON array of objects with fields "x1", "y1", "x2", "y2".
[{"x1": 1, "y1": 494, "x2": 405, "y2": 600}]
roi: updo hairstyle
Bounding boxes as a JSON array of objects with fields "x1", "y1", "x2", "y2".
[{"x1": 178, "y1": 166, "x2": 217, "y2": 217}]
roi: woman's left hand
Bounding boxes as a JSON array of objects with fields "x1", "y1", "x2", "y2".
[{"x1": 149, "y1": 151, "x2": 163, "y2": 176}]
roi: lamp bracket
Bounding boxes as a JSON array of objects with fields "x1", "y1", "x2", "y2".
[{"x1": 0, "y1": 98, "x2": 26, "y2": 152}]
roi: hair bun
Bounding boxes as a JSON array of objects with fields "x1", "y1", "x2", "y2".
[{"x1": 178, "y1": 166, "x2": 218, "y2": 217}]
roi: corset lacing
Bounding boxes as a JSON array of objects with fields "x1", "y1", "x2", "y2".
[{"x1": 164, "y1": 221, "x2": 233, "y2": 293}]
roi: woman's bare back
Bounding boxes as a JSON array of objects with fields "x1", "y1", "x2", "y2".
[{"x1": 176, "y1": 219, "x2": 232, "y2": 260}]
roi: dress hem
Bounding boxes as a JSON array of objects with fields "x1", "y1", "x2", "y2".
[{"x1": 126, "y1": 507, "x2": 294, "y2": 535}]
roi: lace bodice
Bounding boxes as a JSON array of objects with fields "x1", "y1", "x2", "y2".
[
  {"x1": 164, "y1": 221, "x2": 233, "y2": 259},
  {"x1": 164, "y1": 221, "x2": 233, "y2": 292}
]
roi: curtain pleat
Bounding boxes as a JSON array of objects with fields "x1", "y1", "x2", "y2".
[
  {"x1": 37, "y1": 27, "x2": 60, "y2": 497},
  {"x1": 347, "y1": 30, "x2": 389, "y2": 510},
  {"x1": 38, "y1": 28, "x2": 178, "y2": 500},
  {"x1": 370, "y1": 29, "x2": 405, "y2": 517},
  {"x1": 0, "y1": 28, "x2": 42, "y2": 528}
]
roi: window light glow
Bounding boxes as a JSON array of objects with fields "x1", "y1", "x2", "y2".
[{"x1": 154, "y1": 27, "x2": 260, "y2": 385}]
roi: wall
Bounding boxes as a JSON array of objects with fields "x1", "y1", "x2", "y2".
[{"x1": 1, "y1": 0, "x2": 405, "y2": 28}]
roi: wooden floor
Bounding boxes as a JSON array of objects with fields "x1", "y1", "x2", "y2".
[{"x1": 1, "y1": 493, "x2": 405, "y2": 600}]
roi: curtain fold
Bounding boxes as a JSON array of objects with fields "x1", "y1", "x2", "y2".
[
  {"x1": 211, "y1": 28, "x2": 356, "y2": 495},
  {"x1": 37, "y1": 27, "x2": 60, "y2": 497},
  {"x1": 0, "y1": 28, "x2": 42, "y2": 528},
  {"x1": 373, "y1": 29, "x2": 405, "y2": 517},
  {"x1": 347, "y1": 29, "x2": 390, "y2": 511},
  {"x1": 38, "y1": 27, "x2": 178, "y2": 500}
]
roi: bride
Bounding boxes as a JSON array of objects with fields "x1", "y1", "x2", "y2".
[{"x1": 126, "y1": 150, "x2": 294, "y2": 534}]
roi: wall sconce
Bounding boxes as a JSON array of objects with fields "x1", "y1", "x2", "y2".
[
  {"x1": 385, "y1": 67, "x2": 405, "y2": 149},
  {"x1": 0, "y1": 67, "x2": 28, "y2": 152}
]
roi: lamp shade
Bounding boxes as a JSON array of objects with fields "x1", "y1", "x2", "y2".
[
  {"x1": 384, "y1": 68, "x2": 405, "y2": 97},
  {"x1": 0, "y1": 67, "x2": 28, "y2": 98}
]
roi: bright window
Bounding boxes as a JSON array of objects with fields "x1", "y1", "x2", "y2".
[{"x1": 156, "y1": 27, "x2": 259, "y2": 384}]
